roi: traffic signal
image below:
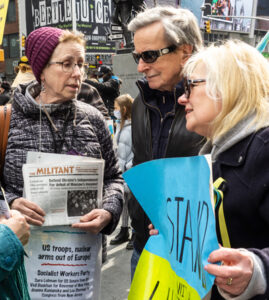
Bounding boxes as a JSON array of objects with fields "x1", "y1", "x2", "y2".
[
  {"x1": 204, "y1": 20, "x2": 211, "y2": 33},
  {"x1": 0, "y1": 49, "x2": 4, "y2": 62},
  {"x1": 95, "y1": 54, "x2": 102, "y2": 66},
  {"x1": 21, "y1": 35, "x2": 26, "y2": 48}
]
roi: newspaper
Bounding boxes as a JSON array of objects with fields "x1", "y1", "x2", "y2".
[{"x1": 23, "y1": 152, "x2": 104, "y2": 227}]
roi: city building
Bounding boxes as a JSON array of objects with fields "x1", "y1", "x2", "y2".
[{"x1": 0, "y1": 0, "x2": 20, "y2": 81}]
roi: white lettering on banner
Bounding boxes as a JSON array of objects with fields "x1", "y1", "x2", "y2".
[
  {"x1": 51, "y1": 0, "x2": 59, "y2": 24},
  {"x1": 40, "y1": 1, "x2": 46, "y2": 26},
  {"x1": 95, "y1": 0, "x2": 103, "y2": 23},
  {"x1": 65, "y1": 0, "x2": 72, "y2": 22},
  {"x1": 46, "y1": 6, "x2": 52, "y2": 25},
  {"x1": 80, "y1": 0, "x2": 89, "y2": 22},
  {"x1": 33, "y1": 0, "x2": 110, "y2": 27},
  {"x1": 104, "y1": 5, "x2": 109, "y2": 23},
  {"x1": 34, "y1": 0, "x2": 93, "y2": 27},
  {"x1": 59, "y1": 3, "x2": 65, "y2": 23}
]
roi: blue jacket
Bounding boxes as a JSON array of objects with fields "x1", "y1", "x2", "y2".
[
  {"x1": 0, "y1": 224, "x2": 30, "y2": 299},
  {"x1": 211, "y1": 127, "x2": 269, "y2": 299},
  {"x1": 115, "y1": 120, "x2": 133, "y2": 173}
]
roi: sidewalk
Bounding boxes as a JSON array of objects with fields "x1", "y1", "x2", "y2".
[{"x1": 100, "y1": 229, "x2": 132, "y2": 300}]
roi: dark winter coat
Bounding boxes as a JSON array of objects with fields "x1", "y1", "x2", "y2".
[
  {"x1": 3, "y1": 82, "x2": 123, "y2": 234},
  {"x1": 129, "y1": 78, "x2": 204, "y2": 253},
  {"x1": 210, "y1": 127, "x2": 269, "y2": 300},
  {"x1": 78, "y1": 82, "x2": 110, "y2": 119}
]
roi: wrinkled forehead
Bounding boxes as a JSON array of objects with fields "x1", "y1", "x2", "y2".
[
  {"x1": 133, "y1": 22, "x2": 167, "y2": 52},
  {"x1": 50, "y1": 41, "x2": 85, "y2": 61}
]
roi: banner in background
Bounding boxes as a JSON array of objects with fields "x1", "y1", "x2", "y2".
[
  {"x1": 25, "y1": 0, "x2": 115, "y2": 53},
  {"x1": 123, "y1": 156, "x2": 219, "y2": 299}
]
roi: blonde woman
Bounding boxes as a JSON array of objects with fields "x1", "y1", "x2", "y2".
[{"x1": 177, "y1": 40, "x2": 269, "y2": 299}]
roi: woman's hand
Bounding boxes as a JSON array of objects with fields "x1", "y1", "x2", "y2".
[
  {"x1": 148, "y1": 223, "x2": 159, "y2": 236},
  {"x1": 11, "y1": 197, "x2": 45, "y2": 226},
  {"x1": 204, "y1": 247, "x2": 253, "y2": 296},
  {"x1": 0, "y1": 210, "x2": 30, "y2": 245},
  {"x1": 72, "y1": 209, "x2": 112, "y2": 234}
]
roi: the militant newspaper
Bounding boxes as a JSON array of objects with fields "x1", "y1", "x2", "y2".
[{"x1": 23, "y1": 152, "x2": 104, "y2": 227}]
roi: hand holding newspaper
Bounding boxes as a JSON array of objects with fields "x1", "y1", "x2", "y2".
[{"x1": 23, "y1": 152, "x2": 104, "y2": 227}]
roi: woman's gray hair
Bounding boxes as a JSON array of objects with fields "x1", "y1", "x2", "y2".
[{"x1": 128, "y1": 6, "x2": 203, "y2": 53}]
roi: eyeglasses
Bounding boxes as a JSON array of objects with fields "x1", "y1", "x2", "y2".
[
  {"x1": 132, "y1": 45, "x2": 177, "y2": 64},
  {"x1": 184, "y1": 78, "x2": 206, "y2": 98},
  {"x1": 48, "y1": 61, "x2": 84, "y2": 73}
]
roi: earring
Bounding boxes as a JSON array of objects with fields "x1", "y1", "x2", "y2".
[{"x1": 41, "y1": 81, "x2": 45, "y2": 92}]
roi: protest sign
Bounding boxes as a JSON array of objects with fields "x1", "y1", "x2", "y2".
[
  {"x1": 24, "y1": 152, "x2": 103, "y2": 299},
  {"x1": 25, "y1": 226, "x2": 101, "y2": 300},
  {"x1": 123, "y1": 156, "x2": 219, "y2": 299}
]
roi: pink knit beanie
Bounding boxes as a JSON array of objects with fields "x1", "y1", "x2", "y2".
[{"x1": 25, "y1": 27, "x2": 63, "y2": 83}]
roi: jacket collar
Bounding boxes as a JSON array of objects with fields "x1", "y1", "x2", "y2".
[
  {"x1": 13, "y1": 81, "x2": 75, "y2": 117},
  {"x1": 200, "y1": 113, "x2": 263, "y2": 165},
  {"x1": 136, "y1": 77, "x2": 184, "y2": 111}
]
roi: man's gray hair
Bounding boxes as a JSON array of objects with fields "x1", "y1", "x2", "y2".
[{"x1": 128, "y1": 6, "x2": 203, "y2": 53}]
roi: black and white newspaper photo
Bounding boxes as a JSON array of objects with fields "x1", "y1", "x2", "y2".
[{"x1": 22, "y1": 152, "x2": 104, "y2": 227}]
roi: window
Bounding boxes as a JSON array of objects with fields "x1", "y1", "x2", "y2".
[
  {"x1": 6, "y1": 0, "x2": 16, "y2": 23},
  {"x1": 2, "y1": 34, "x2": 20, "y2": 59}
]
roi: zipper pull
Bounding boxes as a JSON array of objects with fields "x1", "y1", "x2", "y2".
[{"x1": 163, "y1": 96, "x2": 165, "y2": 104}]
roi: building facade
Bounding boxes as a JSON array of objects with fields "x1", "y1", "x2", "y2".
[{"x1": 0, "y1": 0, "x2": 20, "y2": 81}]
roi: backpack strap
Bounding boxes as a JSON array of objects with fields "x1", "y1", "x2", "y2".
[
  {"x1": 213, "y1": 177, "x2": 231, "y2": 248},
  {"x1": 0, "y1": 104, "x2": 12, "y2": 175}
]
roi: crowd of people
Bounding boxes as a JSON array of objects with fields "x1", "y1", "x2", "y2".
[{"x1": 0, "y1": 4, "x2": 269, "y2": 300}]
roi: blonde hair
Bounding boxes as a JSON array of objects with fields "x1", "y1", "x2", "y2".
[
  {"x1": 183, "y1": 39, "x2": 269, "y2": 141},
  {"x1": 115, "y1": 94, "x2": 134, "y2": 129},
  {"x1": 59, "y1": 30, "x2": 86, "y2": 47}
]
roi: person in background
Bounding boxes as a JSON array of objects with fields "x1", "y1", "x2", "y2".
[
  {"x1": 0, "y1": 206, "x2": 30, "y2": 299},
  {"x1": 176, "y1": 40, "x2": 269, "y2": 299},
  {"x1": 77, "y1": 82, "x2": 110, "y2": 119},
  {"x1": 127, "y1": 6, "x2": 204, "y2": 279},
  {"x1": 0, "y1": 81, "x2": 11, "y2": 105},
  {"x1": 85, "y1": 65, "x2": 121, "y2": 116},
  {"x1": 87, "y1": 69, "x2": 99, "y2": 82},
  {"x1": 11, "y1": 56, "x2": 36, "y2": 90},
  {"x1": 2, "y1": 27, "x2": 123, "y2": 265},
  {"x1": 110, "y1": 94, "x2": 134, "y2": 249}
]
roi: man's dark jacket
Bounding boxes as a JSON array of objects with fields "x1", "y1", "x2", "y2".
[{"x1": 129, "y1": 78, "x2": 204, "y2": 253}]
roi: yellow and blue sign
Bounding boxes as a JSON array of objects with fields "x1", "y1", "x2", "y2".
[
  {"x1": 256, "y1": 31, "x2": 269, "y2": 53},
  {"x1": 123, "y1": 156, "x2": 219, "y2": 299}
]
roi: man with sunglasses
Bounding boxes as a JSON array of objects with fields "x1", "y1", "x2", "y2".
[{"x1": 127, "y1": 6, "x2": 205, "y2": 279}]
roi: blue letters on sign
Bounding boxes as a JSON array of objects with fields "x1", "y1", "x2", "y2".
[{"x1": 123, "y1": 156, "x2": 219, "y2": 298}]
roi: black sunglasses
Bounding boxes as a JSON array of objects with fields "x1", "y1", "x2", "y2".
[
  {"x1": 184, "y1": 78, "x2": 206, "y2": 98},
  {"x1": 132, "y1": 45, "x2": 177, "y2": 64}
]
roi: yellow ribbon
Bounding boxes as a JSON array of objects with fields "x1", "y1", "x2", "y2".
[{"x1": 213, "y1": 177, "x2": 231, "y2": 248}]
